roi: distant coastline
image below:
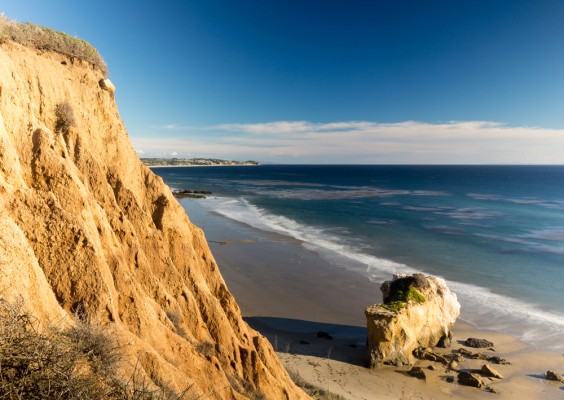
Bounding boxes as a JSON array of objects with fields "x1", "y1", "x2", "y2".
[{"x1": 141, "y1": 157, "x2": 260, "y2": 168}]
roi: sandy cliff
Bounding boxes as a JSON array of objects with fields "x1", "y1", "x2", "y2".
[{"x1": 0, "y1": 41, "x2": 306, "y2": 399}]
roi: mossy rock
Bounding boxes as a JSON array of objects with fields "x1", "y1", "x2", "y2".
[
  {"x1": 380, "y1": 277, "x2": 426, "y2": 313},
  {"x1": 381, "y1": 301, "x2": 406, "y2": 313},
  {"x1": 385, "y1": 285, "x2": 426, "y2": 304}
]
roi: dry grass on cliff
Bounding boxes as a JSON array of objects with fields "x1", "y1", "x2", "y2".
[
  {"x1": 0, "y1": 14, "x2": 107, "y2": 76},
  {"x1": 0, "y1": 298, "x2": 189, "y2": 400},
  {"x1": 55, "y1": 101, "x2": 77, "y2": 133}
]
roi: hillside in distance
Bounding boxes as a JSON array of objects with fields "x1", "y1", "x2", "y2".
[{"x1": 141, "y1": 157, "x2": 260, "y2": 167}]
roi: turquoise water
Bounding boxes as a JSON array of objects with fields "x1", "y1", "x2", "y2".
[{"x1": 153, "y1": 165, "x2": 564, "y2": 350}]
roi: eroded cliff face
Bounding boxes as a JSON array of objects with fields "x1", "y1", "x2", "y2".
[{"x1": 0, "y1": 42, "x2": 307, "y2": 399}]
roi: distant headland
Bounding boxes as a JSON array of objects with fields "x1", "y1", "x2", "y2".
[{"x1": 141, "y1": 157, "x2": 260, "y2": 167}]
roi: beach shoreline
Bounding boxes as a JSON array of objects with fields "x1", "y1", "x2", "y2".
[{"x1": 181, "y1": 199, "x2": 564, "y2": 399}]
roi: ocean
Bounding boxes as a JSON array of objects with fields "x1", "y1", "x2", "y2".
[{"x1": 153, "y1": 165, "x2": 564, "y2": 350}]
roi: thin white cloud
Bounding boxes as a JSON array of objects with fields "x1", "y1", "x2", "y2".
[
  {"x1": 151, "y1": 124, "x2": 199, "y2": 131},
  {"x1": 216, "y1": 121, "x2": 377, "y2": 134},
  {"x1": 134, "y1": 120, "x2": 564, "y2": 164}
]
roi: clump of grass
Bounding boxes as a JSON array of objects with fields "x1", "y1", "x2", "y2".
[
  {"x1": 55, "y1": 100, "x2": 76, "y2": 132},
  {"x1": 195, "y1": 342, "x2": 215, "y2": 358},
  {"x1": 0, "y1": 297, "x2": 188, "y2": 399},
  {"x1": 0, "y1": 14, "x2": 107, "y2": 76},
  {"x1": 0, "y1": 298, "x2": 115, "y2": 399}
]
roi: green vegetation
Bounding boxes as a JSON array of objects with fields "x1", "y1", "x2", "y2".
[
  {"x1": 381, "y1": 278, "x2": 426, "y2": 313},
  {"x1": 0, "y1": 14, "x2": 107, "y2": 76},
  {"x1": 0, "y1": 298, "x2": 189, "y2": 399},
  {"x1": 381, "y1": 300, "x2": 408, "y2": 313},
  {"x1": 385, "y1": 285, "x2": 426, "y2": 304}
]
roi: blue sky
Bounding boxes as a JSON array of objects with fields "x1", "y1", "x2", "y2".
[{"x1": 3, "y1": 1, "x2": 564, "y2": 163}]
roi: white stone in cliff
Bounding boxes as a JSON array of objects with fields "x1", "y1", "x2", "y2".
[
  {"x1": 99, "y1": 78, "x2": 115, "y2": 93},
  {"x1": 365, "y1": 273, "x2": 460, "y2": 367}
]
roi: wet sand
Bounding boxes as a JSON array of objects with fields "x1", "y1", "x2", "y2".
[{"x1": 182, "y1": 199, "x2": 564, "y2": 399}]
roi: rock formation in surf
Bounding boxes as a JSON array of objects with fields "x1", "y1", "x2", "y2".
[
  {"x1": 0, "y1": 29, "x2": 306, "y2": 399},
  {"x1": 365, "y1": 273, "x2": 460, "y2": 366}
]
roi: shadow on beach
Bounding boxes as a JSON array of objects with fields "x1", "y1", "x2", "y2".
[{"x1": 245, "y1": 316, "x2": 369, "y2": 367}]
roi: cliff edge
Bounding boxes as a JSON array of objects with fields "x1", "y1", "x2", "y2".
[{"x1": 0, "y1": 40, "x2": 306, "y2": 399}]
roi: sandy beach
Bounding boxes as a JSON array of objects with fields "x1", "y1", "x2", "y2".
[{"x1": 182, "y1": 199, "x2": 564, "y2": 400}]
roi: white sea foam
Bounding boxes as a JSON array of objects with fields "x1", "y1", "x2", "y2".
[
  {"x1": 204, "y1": 197, "x2": 415, "y2": 277},
  {"x1": 446, "y1": 281, "x2": 564, "y2": 351},
  {"x1": 203, "y1": 196, "x2": 564, "y2": 351},
  {"x1": 521, "y1": 227, "x2": 564, "y2": 241}
]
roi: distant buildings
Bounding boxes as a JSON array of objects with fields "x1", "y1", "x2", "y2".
[{"x1": 141, "y1": 158, "x2": 260, "y2": 167}]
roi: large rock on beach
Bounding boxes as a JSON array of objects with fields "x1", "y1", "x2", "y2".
[{"x1": 365, "y1": 273, "x2": 460, "y2": 367}]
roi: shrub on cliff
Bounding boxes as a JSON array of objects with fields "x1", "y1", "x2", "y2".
[
  {"x1": 55, "y1": 101, "x2": 77, "y2": 132},
  {"x1": 0, "y1": 298, "x2": 113, "y2": 399},
  {"x1": 0, "y1": 298, "x2": 187, "y2": 399},
  {"x1": 0, "y1": 14, "x2": 108, "y2": 76}
]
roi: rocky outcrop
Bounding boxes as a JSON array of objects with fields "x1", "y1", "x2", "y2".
[
  {"x1": 0, "y1": 41, "x2": 306, "y2": 399},
  {"x1": 365, "y1": 273, "x2": 460, "y2": 367}
]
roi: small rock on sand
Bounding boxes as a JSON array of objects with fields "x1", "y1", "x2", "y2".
[
  {"x1": 408, "y1": 367, "x2": 427, "y2": 380},
  {"x1": 458, "y1": 371, "x2": 485, "y2": 388},
  {"x1": 545, "y1": 370, "x2": 564, "y2": 382},
  {"x1": 489, "y1": 356, "x2": 511, "y2": 365},
  {"x1": 465, "y1": 337, "x2": 494, "y2": 348},
  {"x1": 481, "y1": 364, "x2": 503, "y2": 379}
]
